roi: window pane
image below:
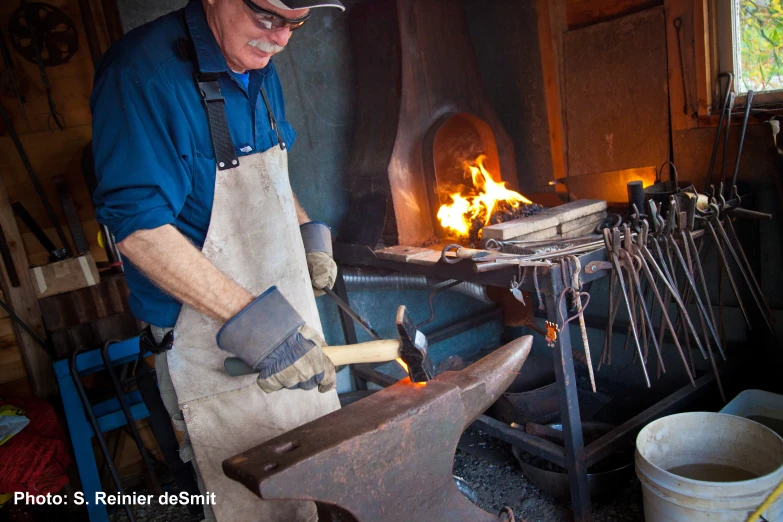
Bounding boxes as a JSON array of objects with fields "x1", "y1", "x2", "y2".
[{"x1": 737, "y1": 0, "x2": 783, "y2": 93}]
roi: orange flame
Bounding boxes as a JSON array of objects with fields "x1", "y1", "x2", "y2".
[{"x1": 437, "y1": 155, "x2": 532, "y2": 238}]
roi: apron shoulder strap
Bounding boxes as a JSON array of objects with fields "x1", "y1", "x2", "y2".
[
  {"x1": 195, "y1": 71, "x2": 240, "y2": 170},
  {"x1": 177, "y1": 28, "x2": 240, "y2": 171}
]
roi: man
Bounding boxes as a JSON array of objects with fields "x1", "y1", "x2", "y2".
[{"x1": 91, "y1": 0, "x2": 345, "y2": 520}]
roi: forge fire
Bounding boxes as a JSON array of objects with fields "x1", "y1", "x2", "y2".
[{"x1": 437, "y1": 155, "x2": 544, "y2": 241}]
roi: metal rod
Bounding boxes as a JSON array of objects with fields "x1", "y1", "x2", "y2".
[
  {"x1": 724, "y1": 216, "x2": 775, "y2": 328},
  {"x1": 703, "y1": 219, "x2": 752, "y2": 328},
  {"x1": 323, "y1": 287, "x2": 381, "y2": 341},
  {"x1": 705, "y1": 73, "x2": 734, "y2": 191},
  {"x1": 606, "y1": 230, "x2": 650, "y2": 386},
  {"x1": 641, "y1": 238, "x2": 707, "y2": 359},
  {"x1": 711, "y1": 213, "x2": 774, "y2": 333},
  {"x1": 730, "y1": 90, "x2": 754, "y2": 190},
  {"x1": 70, "y1": 348, "x2": 136, "y2": 522},
  {"x1": 620, "y1": 250, "x2": 665, "y2": 373},
  {"x1": 0, "y1": 226, "x2": 20, "y2": 287},
  {"x1": 100, "y1": 341, "x2": 162, "y2": 495},
  {"x1": 0, "y1": 105, "x2": 71, "y2": 256},
  {"x1": 473, "y1": 415, "x2": 566, "y2": 469},
  {"x1": 20, "y1": 0, "x2": 64, "y2": 130},
  {"x1": 0, "y1": 297, "x2": 49, "y2": 352},
  {"x1": 720, "y1": 92, "x2": 735, "y2": 185},
  {"x1": 633, "y1": 250, "x2": 695, "y2": 385},
  {"x1": 0, "y1": 27, "x2": 29, "y2": 130}
]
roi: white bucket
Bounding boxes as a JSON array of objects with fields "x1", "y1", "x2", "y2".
[{"x1": 635, "y1": 412, "x2": 783, "y2": 521}]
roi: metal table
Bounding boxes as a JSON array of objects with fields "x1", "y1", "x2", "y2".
[{"x1": 333, "y1": 241, "x2": 719, "y2": 521}]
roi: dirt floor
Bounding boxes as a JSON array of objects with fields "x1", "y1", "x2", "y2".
[
  {"x1": 101, "y1": 436, "x2": 645, "y2": 522},
  {"x1": 454, "y1": 449, "x2": 644, "y2": 522}
]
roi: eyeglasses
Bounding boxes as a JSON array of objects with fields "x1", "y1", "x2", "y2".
[{"x1": 242, "y1": 0, "x2": 311, "y2": 31}]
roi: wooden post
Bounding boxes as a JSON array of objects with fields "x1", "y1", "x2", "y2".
[
  {"x1": 536, "y1": 0, "x2": 569, "y2": 189},
  {"x1": 0, "y1": 180, "x2": 54, "y2": 397}
]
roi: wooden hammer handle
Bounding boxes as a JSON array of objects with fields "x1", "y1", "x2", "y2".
[{"x1": 322, "y1": 340, "x2": 402, "y2": 366}]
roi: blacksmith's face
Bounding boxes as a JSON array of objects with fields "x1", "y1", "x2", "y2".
[{"x1": 204, "y1": 0, "x2": 309, "y2": 72}]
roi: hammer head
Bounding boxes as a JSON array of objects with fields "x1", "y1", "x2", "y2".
[{"x1": 395, "y1": 305, "x2": 433, "y2": 383}]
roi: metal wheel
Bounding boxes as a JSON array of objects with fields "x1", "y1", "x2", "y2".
[{"x1": 8, "y1": 3, "x2": 79, "y2": 66}]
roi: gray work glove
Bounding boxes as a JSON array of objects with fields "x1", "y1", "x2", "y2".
[
  {"x1": 301, "y1": 222, "x2": 337, "y2": 297},
  {"x1": 217, "y1": 287, "x2": 336, "y2": 393}
]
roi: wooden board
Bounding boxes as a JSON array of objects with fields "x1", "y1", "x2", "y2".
[
  {"x1": 39, "y1": 274, "x2": 130, "y2": 331},
  {"x1": 673, "y1": 125, "x2": 780, "y2": 189},
  {"x1": 540, "y1": 200, "x2": 608, "y2": 224},
  {"x1": 29, "y1": 253, "x2": 100, "y2": 299},
  {"x1": 536, "y1": 0, "x2": 569, "y2": 184},
  {"x1": 559, "y1": 211, "x2": 607, "y2": 234},
  {"x1": 566, "y1": 0, "x2": 662, "y2": 29},
  {"x1": 482, "y1": 214, "x2": 559, "y2": 241},
  {"x1": 560, "y1": 225, "x2": 602, "y2": 239},
  {"x1": 0, "y1": 179, "x2": 53, "y2": 397},
  {"x1": 564, "y1": 8, "x2": 670, "y2": 179}
]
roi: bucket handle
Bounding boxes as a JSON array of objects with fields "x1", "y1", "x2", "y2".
[{"x1": 657, "y1": 161, "x2": 680, "y2": 188}]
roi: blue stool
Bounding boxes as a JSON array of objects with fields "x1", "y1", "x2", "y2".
[{"x1": 54, "y1": 337, "x2": 149, "y2": 522}]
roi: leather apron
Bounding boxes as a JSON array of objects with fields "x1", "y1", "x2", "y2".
[{"x1": 163, "y1": 59, "x2": 340, "y2": 521}]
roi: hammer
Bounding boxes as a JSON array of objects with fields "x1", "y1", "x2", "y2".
[{"x1": 224, "y1": 305, "x2": 433, "y2": 383}]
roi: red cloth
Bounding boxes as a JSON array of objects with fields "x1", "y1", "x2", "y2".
[{"x1": 0, "y1": 398, "x2": 71, "y2": 494}]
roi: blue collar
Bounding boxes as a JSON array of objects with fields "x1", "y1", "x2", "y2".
[{"x1": 184, "y1": 0, "x2": 272, "y2": 78}]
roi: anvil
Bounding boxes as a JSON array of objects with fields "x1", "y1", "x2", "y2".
[{"x1": 223, "y1": 335, "x2": 533, "y2": 521}]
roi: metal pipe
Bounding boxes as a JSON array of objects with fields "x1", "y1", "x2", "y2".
[{"x1": 341, "y1": 267, "x2": 493, "y2": 304}]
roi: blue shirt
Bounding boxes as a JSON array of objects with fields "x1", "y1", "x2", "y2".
[{"x1": 91, "y1": 0, "x2": 297, "y2": 327}]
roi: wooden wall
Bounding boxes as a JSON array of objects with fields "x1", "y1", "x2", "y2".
[
  {"x1": 0, "y1": 0, "x2": 111, "y2": 396},
  {"x1": 0, "y1": 0, "x2": 165, "y2": 486},
  {"x1": 566, "y1": 0, "x2": 663, "y2": 29},
  {"x1": 538, "y1": 0, "x2": 780, "y2": 190}
]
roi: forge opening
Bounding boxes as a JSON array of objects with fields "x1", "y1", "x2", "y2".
[{"x1": 425, "y1": 113, "x2": 541, "y2": 243}]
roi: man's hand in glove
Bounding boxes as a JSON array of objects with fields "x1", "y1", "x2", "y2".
[
  {"x1": 217, "y1": 287, "x2": 336, "y2": 393},
  {"x1": 301, "y1": 222, "x2": 337, "y2": 296}
]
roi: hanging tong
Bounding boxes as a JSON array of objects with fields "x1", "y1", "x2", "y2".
[
  {"x1": 603, "y1": 227, "x2": 650, "y2": 387},
  {"x1": 632, "y1": 221, "x2": 695, "y2": 385},
  {"x1": 706, "y1": 201, "x2": 775, "y2": 334},
  {"x1": 665, "y1": 197, "x2": 724, "y2": 359},
  {"x1": 644, "y1": 201, "x2": 708, "y2": 363},
  {"x1": 617, "y1": 224, "x2": 665, "y2": 374}
]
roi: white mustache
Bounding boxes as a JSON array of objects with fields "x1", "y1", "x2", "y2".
[{"x1": 248, "y1": 40, "x2": 285, "y2": 54}]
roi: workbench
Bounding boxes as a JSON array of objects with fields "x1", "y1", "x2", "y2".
[{"x1": 333, "y1": 241, "x2": 719, "y2": 522}]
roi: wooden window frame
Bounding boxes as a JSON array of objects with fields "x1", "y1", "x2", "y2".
[{"x1": 695, "y1": 0, "x2": 783, "y2": 122}]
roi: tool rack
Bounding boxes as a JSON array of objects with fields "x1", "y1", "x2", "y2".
[{"x1": 333, "y1": 241, "x2": 719, "y2": 522}]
